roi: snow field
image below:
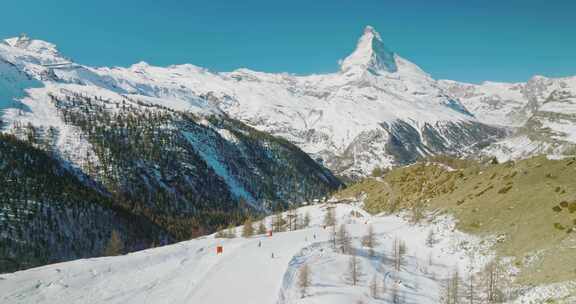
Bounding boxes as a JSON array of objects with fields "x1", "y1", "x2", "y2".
[{"x1": 0, "y1": 203, "x2": 493, "y2": 304}]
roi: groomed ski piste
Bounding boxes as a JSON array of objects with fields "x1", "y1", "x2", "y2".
[{"x1": 0, "y1": 201, "x2": 571, "y2": 304}]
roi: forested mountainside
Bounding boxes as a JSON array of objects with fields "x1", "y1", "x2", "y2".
[
  {"x1": 0, "y1": 91, "x2": 341, "y2": 272},
  {"x1": 0, "y1": 133, "x2": 170, "y2": 273},
  {"x1": 0, "y1": 34, "x2": 342, "y2": 273}
]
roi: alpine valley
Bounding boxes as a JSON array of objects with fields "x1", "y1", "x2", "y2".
[{"x1": 1, "y1": 24, "x2": 575, "y2": 283}]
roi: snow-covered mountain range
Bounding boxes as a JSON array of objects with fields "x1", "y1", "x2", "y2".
[{"x1": 2, "y1": 26, "x2": 574, "y2": 177}]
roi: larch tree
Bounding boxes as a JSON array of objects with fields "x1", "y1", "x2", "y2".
[
  {"x1": 215, "y1": 226, "x2": 226, "y2": 238},
  {"x1": 425, "y1": 229, "x2": 436, "y2": 247},
  {"x1": 323, "y1": 206, "x2": 336, "y2": 227},
  {"x1": 390, "y1": 281, "x2": 400, "y2": 303},
  {"x1": 347, "y1": 250, "x2": 363, "y2": 286},
  {"x1": 330, "y1": 224, "x2": 337, "y2": 250},
  {"x1": 257, "y1": 220, "x2": 267, "y2": 235},
  {"x1": 298, "y1": 263, "x2": 311, "y2": 298},
  {"x1": 226, "y1": 223, "x2": 236, "y2": 238},
  {"x1": 392, "y1": 237, "x2": 405, "y2": 272},
  {"x1": 451, "y1": 267, "x2": 461, "y2": 304},
  {"x1": 410, "y1": 200, "x2": 426, "y2": 224},
  {"x1": 301, "y1": 212, "x2": 311, "y2": 229},
  {"x1": 362, "y1": 224, "x2": 378, "y2": 257},
  {"x1": 370, "y1": 275, "x2": 379, "y2": 298},
  {"x1": 104, "y1": 229, "x2": 124, "y2": 256},
  {"x1": 465, "y1": 252, "x2": 478, "y2": 304},
  {"x1": 440, "y1": 267, "x2": 461, "y2": 304},
  {"x1": 242, "y1": 217, "x2": 254, "y2": 237},
  {"x1": 337, "y1": 224, "x2": 352, "y2": 254},
  {"x1": 286, "y1": 208, "x2": 298, "y2": 231},
  {"x1": 482, "y1": 259, "x2": 509, "y2": 303},
  {"x1": 272, "y1": 212, "x2": 286, "y2": 232}
]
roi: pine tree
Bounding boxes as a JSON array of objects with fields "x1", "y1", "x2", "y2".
[{"x1": 104, "y1": 230, "x2": 123, "y2": 256}]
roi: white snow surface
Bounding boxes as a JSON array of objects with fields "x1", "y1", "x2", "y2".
[
  {"x1": 438, "y1": 79, "x2": 528, "y2": 127},
  {"x1": 0, "y1": 203, "x2": 497, "y2": 304}
]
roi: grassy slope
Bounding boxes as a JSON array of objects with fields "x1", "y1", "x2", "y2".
[{"x1": 337, "y1": 156, "x2": 576, "y2": 285}]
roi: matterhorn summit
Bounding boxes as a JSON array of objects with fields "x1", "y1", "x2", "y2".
[{"x1": 340, "y1": 26, "x2": 398, "y2": 76}]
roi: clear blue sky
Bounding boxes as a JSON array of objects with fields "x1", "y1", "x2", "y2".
[{"x1": 2, "y1": 0, "x2": 575, "y2": 83}]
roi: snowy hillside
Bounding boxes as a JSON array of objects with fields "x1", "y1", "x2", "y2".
[
  {"x1": 2, "y1": 201, "x2": 572, "y2": 304},
  {"x1": 0, "y1": 203, "x2": 491, "y2": 303}
]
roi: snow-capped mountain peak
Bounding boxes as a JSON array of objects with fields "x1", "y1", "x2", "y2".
[
  {"x1": 4, "y1": 34, "x2": 61, "y2": 58},
  {"x1": 340, "y1": 25, "x2": 398, "y2": 76}
]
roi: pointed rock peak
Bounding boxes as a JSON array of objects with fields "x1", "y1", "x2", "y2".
[
  {"x1": 340, "y1": 26, "x2": 397, "y2": 75},
  {"x1": 363, "y1": 25, "x2": 379, "y2": 37}
]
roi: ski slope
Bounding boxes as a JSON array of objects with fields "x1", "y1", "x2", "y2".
[{"x1": 0, "y1": 202, "x2": 499, "y2": 304}]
